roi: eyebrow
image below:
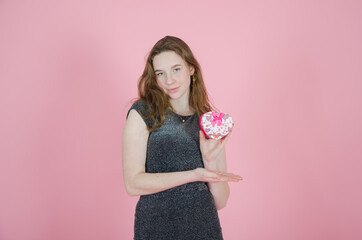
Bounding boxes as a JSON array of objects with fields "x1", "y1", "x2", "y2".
[{"x1": 154, "y1": 64, "x2": 182, "y2": 72}]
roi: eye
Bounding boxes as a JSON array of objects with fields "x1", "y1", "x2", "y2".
[
  {"x1": 174, "y1": 68, "x2": 181, "y2": 72},
  {"x1": 156, "y1": 72, "x2": 164, "y2": 77}
]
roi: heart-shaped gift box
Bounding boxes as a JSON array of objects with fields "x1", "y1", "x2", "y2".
[{"x1": 199, "y1": 111, "x2": 234, "y2": 140}]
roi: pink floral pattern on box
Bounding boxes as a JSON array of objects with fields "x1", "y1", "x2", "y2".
[{"x1": 199, "y1": 111, "x2": 234, "y2": 140}]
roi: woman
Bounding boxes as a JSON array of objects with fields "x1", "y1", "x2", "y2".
[{"x1": 122, "y1": 36, "x2": 242, "y2": 239}]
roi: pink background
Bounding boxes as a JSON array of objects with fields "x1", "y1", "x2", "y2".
[{"x1": 1, "y1": 0, "x2": 361, "y2": 239}]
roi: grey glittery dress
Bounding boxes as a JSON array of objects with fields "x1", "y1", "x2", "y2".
[{"x1": 126, "y1": 99, "x2": 224, "y2": 240}]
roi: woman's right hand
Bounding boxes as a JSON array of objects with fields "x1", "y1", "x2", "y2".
[{"x1": 193, "y1": 168, "x2": 243, "y2": 183}]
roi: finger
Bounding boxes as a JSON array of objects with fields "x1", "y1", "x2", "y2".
[
  {"x1": 220, "y1": 132, "x2": 232, "y2": 146},
  {"x1": 228, "y1": 175, "x2": 243, "y2": 181},
  {"x1": 213, "y1": 173, "x2": 229, "y2": 180},
  {"x1": 206, "y1": 170, "x2": 243, "y2": 181},
  {"x1": 224, "y1": 175, "x2": 242, "y2": 182},
  {"x1": 217, "y1": 176, "x2": 238, "y2": 182},
  {"x1": 224, "y1": 173, "x2": 243, "y2": 179},
  {"x1": 199, "y1": 130, "x2": 207, "y2": 143},
  {"x1": 218, "y1": 172, "x2": 243, "y2": 180},
  {"x1": 209, "y1": 175, "x2": 242, "y2": 182}
]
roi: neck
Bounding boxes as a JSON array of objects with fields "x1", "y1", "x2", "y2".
[
  {"x1": 171, "y1": 101, "x2": 193, "y2": 115},
  {"x1": 170, "y1": 97, "x2": 194, "y2": 115}
]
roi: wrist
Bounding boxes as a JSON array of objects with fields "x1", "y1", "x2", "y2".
[
  {"x1": 202, "y1": 152, "x2": 222, "y2": 166},
  {"x1": 191, "y1": 168, "x2": 201, "y2": 182},
  {"x1": 203, "y1": 161, "x2": 217, "y2": 170}
]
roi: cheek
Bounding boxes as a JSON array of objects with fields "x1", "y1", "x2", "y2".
[
  {"x1": 156, "y1": 79, "x2": 166, "y2": 90},
  {"x1": 181, "y1": 74, "x2": 191, "y2": 85}
]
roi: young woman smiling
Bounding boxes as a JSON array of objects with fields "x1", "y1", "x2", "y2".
[{"x1": 122, "y1": 36, "x2": 242, "y2": 240}]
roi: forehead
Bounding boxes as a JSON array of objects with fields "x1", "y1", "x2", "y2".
[{"x1": 153, "y1": 51, "x2": 186, "y2": 70}]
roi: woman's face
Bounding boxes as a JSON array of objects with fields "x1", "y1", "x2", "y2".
[{"x1": 153, "y1": 51, "x2": 195, "y2": 102}]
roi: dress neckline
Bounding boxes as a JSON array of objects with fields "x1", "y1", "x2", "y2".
[
  {"x1": 172, "y1": 112, "x2": 196, "y2": 117},
  {"x1": 172, "y1": 111, "x2": 196, "y2": 123}
]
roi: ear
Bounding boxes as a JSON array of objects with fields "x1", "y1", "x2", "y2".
[{"x1": 189, "y1": 65, "x2": 195, "y2": 75}]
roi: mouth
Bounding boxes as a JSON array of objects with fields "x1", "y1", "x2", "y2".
[{"x1": 167, "y1": 87, "x2": 179, "y2": 93}]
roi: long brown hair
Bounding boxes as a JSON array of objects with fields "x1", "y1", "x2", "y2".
[{"x1": 136, "y1": 36, "x2": 214, "y2": 132}]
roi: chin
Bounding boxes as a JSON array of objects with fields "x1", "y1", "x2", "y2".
[
  {"x1": 167, "y1": 92, "x2": 182, "y2": 99},
  {"x1": 169, "y1": 95, "x2": 182, "y2": 100}
]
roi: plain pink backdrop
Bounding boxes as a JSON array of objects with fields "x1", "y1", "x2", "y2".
[{"x1": 1, "y1": 0, "x2": 361, "y2": 239}]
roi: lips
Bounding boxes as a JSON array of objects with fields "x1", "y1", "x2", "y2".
[{"x1": 168, "y1": 87, "x2": 179, "y2": 93}]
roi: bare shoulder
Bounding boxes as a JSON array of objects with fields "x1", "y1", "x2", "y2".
[{"x1": 123, "y1": 109, "x2": 149, "y2": 141}]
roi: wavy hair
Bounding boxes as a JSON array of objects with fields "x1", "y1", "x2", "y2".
[{"x1": 136, "y1": 35, "x2": 214, "y2": 132}]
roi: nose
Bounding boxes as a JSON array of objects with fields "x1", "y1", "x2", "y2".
[{"x1": 165, "y1": 73, "x2": 175, "y2": 85}]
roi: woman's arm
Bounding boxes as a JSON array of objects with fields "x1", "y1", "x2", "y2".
[
  {"x1": 200, "y1": 131, "x2": 240, "y2": 210},
  {"x1": 122, "y1": 109, "x2": 241, "y2": 196},
  {"x1": 203, "y1": 148, "x2": 231, "y2": 210}
]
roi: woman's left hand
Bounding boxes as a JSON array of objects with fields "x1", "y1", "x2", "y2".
[{"x1": 199, "y1": 130, "x2": 231, "y2": 164}]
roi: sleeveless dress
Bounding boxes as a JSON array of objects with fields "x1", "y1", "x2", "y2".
[{"x1": 126, "y1": 99, "x2": 224, "y2": 240}]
